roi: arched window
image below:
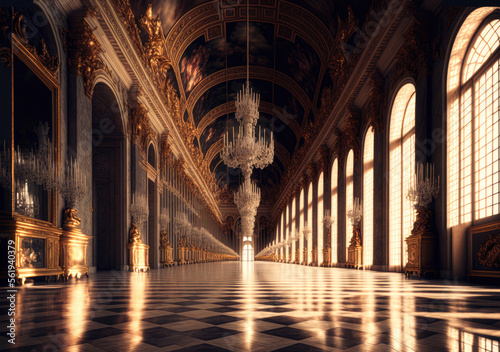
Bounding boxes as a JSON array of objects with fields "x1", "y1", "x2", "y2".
[
  {"x1": 317, "y1": 171, "x2": 324, "y2": 265},
  {"x1": 148, "y1": 143, "x2": 156, "y2": 167},
  {"x1": 448, "y1": 13, "x2": 500, "y2": 227},
  {"x1": 389, "y1": 83, "x2": 416, "y2": 271},
  {"x1": 345, "y1": 150, "x2": 354, "y2": 258},
  {"x1": 363, "y1": 129, "x2": 375, "y2": 267},
  {"x1": 331, "y1": 158, "x2": 338, "y2": 264},
  {"x1": 299, "y1": 188, "x2": 305, "y2": 260},
  {"x1": 291, "y1": 197, "x2": 296, "y2": 260},
  {"x1": 308, "y1": 181, "x2": 313, "y2": 263},
  {"x1": 285, "y1": 204, "x2": 290, "y2": 261},
  {"x1": 281, "y1": 212, "x2": 285, "y2": 259}
]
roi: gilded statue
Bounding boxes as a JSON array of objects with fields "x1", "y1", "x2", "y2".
[
  {"x1": 129, "y1": 223, "x2": 141, "y2": 243},
  {"x1": 160, "y1": 230, "x2": 170, "y2": 248},
  {"x1": 63, "y1": 208, "x2": 82, "y2": 229}
]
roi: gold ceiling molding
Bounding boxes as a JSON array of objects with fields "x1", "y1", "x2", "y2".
[
  {"x1": 165, "y1": 3, "x2": 220, "y2": 62},
  {"x1": 11, "y1": 12, "x2": 59, "y2": 74},
  {"x1": 205, "y1": 139, "x2": 224, "y2": 168},
  {"x1": 165, "y1": 1, "x2": 332, "y2": 67},
  {"x1": 196, "y1": 102, "x2": 233, "y2": 138},
  {"x1": 277, "y1": 1, "x2": 332, "y2": 64},
  {"x1": 185, "y1": 66, "x2": 311, "y2": 119}
]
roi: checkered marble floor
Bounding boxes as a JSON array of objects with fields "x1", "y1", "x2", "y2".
[{"x1": 1, "y1": 262, "x2": 500, "y2": 351}]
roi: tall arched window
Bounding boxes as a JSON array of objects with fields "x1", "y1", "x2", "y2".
[
  {"x1": 285, "y1": 204, "x2": 290, "y2": 261},
  {"x1": 308, "y1": 181, "x2": 313, "y2": 264},
  {"x1": 242, "y1": 236, "x2": 253, "y2": 261},
  {"x1": 291, "y1": 197, "x2": 296, "y2": 261},
  {"x1": 299, "y1": 188, "x2": 305, "y2": 261},
  {"x1": 389, "y1": 83, "x2": 416, "y2": 271},
  {"x1": 317, "y1": 172, "x2": 324, "y2": 265},
  {"x1": 448, "y1": 12, "x2": 500, "y2": 228},
  {"x1": 364, "y1": 129, "x2": 375, "y2": 267},
  {"x1": 281, "y1": 211, "x2": 285, "y2": 260},
  {"x1": 345, "y1": 150, "x2": 354, "y2": 258},
  {"x1": 331, "y1": 158, "x2": 338, "y2": 264}
]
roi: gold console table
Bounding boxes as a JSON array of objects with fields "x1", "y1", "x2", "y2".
[{"x1": 1, "y1": 215, "x2": 63, "y2": 285}]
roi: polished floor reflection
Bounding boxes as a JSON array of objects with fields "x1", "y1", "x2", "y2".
[{"x1": 1, "y1": 262, "x2": 500, "y2": 351}]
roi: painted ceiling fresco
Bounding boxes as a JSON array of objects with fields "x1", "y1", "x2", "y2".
[{"x1": 130, "y1": 0, "x2": 371, "y2": 190}]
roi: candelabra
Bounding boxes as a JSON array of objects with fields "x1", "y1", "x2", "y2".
[
  {"x1": 404, "y1": 163, "x2": 440, "y2": 278},
  {"x1": 346, "y1": 198, "x2": 363, "y2": 269},
  {"x1": 159, "y1": 213, "x2": 170, "y2": 231},
  {"x1": 406, "y1": 162, "x2": 440, "y2": 208},
  {"x1": 303, "y1": 221, "x2": 312, "y2": 243},
  {"x1": 347, "y1": 198, "x2": 363, "y2": 227},
  {"x1": 322, "y1": 209, "x2": 335, "y2": 228},
  {"x1": 59, "y1": 158, "x2": 87, "y2": 229}
]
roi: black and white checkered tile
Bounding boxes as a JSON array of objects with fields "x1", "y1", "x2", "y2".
[{"x1": 1, "y1": 262, "x2": 500, "y2": 351}]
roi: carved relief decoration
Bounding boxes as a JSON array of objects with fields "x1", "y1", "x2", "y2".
[
  {"x1": 477, "y1": 234, "x2": 500, "y2": 268},
  {"x1": 392, "y1": 3, "x2": 431, "y2": 89},
  {"x1": 160, "y1": 133, "x2": 173, "y2": 178},
  {"x1": 67, "y1": 11, "x2": 108, "y2": 98},
  {"x1": 12, "y1": 12, "x2": 59, "y2": 74},
  {"x1": 342, "y1": 107, "x2": 361, "y2": 161},
  {"x1": 364, "y1": 70, "x2": 385, "y2": 133},
  {"x1": 128, "y1": 100, "x2": 155, "y2": 150}
]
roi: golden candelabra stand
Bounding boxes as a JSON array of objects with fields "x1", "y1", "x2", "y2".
[
  {"x1": 346, "y1": 225, "x2": 363, "y2": 269},
  {"x1": 160, "y1": 230, "x2": 174, "y2": 267},
  {"x1": 60, "y1": 208, "x2": 91, "y2": 280},
  {"x1": 346, "y1": 198, "x2": 363, "y2": 269},
  {"x1": 127, "y1": 222, "x2": 150, "y2": 272},
  {"x1": 404, "y1": 163, "x2": 439, "y2": 278},
  {"x1": 321, "y1": 211, "x2": 334, "y2": 267}
]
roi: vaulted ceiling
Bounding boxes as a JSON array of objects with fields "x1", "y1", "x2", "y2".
[{"x1": 130, "y1": 0, "x2": 370, "y2": 198}]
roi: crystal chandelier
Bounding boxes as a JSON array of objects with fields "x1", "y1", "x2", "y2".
[
  {"x1": 221, "y1": 0, "x2": 274, "y2": 245},
  {"x1": 234, "y1": 178, "x2": 261, "y2": 238},
  {"x1": 221, "y1": 84, "x2": 274, "y2": 179}
]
